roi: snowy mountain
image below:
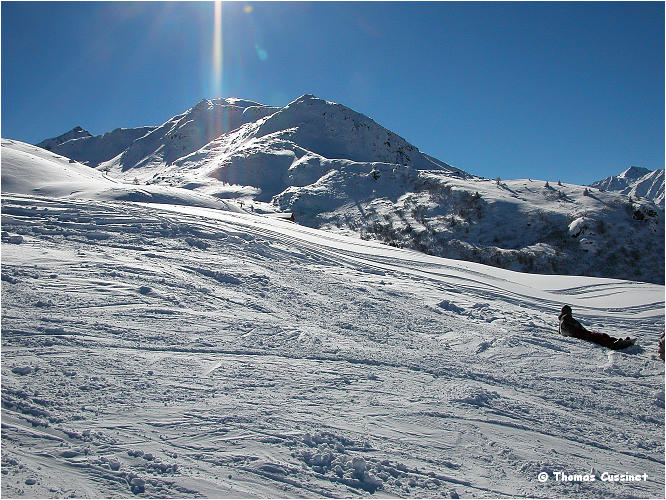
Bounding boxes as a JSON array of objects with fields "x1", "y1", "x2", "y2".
[
  {"x1": 31, "y1": 95, "x2": 664, "y2": 284},
  {"x1": 41, "y1": 95, "x2": 460, "y2": 184},
  {"x1": 591, "y1": 166, "x2": 665, "y2": 207}
]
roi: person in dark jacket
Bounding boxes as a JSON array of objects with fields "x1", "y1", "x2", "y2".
[{"x1": 558, "y1": 305, "x2": 634, "y2": 350}]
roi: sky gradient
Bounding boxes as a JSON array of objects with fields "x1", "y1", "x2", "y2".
[{"x1": 2, "y1": 1, "x2": 664, "y2": 184}]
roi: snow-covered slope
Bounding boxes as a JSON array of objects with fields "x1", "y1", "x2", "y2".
[
  {"x1": 135, "y1": 95, "x2": 462, "y2": 205},
  {"x1": 277, "y1": 173, "x2": 664, "y2": 284},
  {"x1": 2, "y1": 192, "x2": 664, "y2": 498},
  {"x1": 38, "y1": 126, "x2": 157, "y2": 167},
  {"x1": 0, "y1": 139, "x2": 240, "y2": 210},
  {"x1": 591, "y1": 166, "x2": 665, "y2": 207},
  {"x1": 2, "y1": 138, "x2": 115, "y2": 197}
]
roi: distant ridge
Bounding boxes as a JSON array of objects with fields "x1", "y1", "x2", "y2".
[{"x1": 37, "y1": 126, "x2": 157, "y2": 167}]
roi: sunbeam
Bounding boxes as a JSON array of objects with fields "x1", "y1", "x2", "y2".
[{"x1": 212, "y1": 0, "x2": 223, "y2": 98}]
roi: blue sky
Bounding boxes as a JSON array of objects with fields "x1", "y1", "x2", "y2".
[{"x1": 2, "y1": 1, "x2": 663, "y2": 184}]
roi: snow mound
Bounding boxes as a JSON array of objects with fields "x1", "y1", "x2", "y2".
[{"x1": 1, "y1": 139, "x2": 115, "y2": 196}]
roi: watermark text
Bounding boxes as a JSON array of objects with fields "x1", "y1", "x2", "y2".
[{"x1": 538, "y1": 471, "x2": 649, "y2": 483}]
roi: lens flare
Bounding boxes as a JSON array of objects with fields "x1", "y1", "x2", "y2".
[
  {"x1": 255, "y1": 43, "x2": 268, "y2": 61},
  {"x1": 212, "y1": 1, "x2": 223, "y2": 97}
]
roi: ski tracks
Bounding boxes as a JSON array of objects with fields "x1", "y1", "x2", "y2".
[{"x1": 2, "y1": 195, "x2": 664, "y2": 498}]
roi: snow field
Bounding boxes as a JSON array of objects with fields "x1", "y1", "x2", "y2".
[{"x1": 1, "y1": 194, "x2": 664, "y2": 498}]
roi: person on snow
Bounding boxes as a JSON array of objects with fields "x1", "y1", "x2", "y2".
[{"x1": 558, "y1": 305, "x2": 634, "y2": 350}]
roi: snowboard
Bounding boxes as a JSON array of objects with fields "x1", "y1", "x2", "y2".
[{"x1": 611, "y1": 337, "x2": 636, "y2": 350}]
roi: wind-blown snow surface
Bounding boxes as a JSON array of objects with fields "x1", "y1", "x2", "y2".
[{"x1": 2, "y1": 192, "x2": 664, "y2": 498}]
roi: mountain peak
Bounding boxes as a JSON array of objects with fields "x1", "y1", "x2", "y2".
[
  {"x1": 35, "y1": 126, "x2": 156, "y2": 166},
  {"x1": 194, "y1": 97, "x2": 266, "y2": 110},
  {"x1": 620, "y1": 166, "x2": 652, "y2": 179},
  {"x1": 295, "y1": 94, "x2": 320, "y2": 102},
  {"x1": 36, "y1": 126, "x2": 92, "y2": 151}
]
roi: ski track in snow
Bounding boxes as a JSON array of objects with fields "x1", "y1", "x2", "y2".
[{"x1": 1, "y1": 194, "x2": 664, "y2": 498}]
